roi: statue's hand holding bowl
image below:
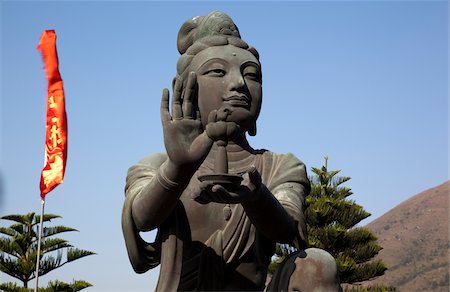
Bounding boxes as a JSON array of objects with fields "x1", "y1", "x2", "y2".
[{"x1": 192, "y1": 166, "x2": 262, "y2": 205}]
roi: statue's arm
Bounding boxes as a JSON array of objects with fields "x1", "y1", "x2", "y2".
[
  {"x1": 242, "y1": 153, "x2": 309, "y2": 246},
  {"x1": 122, "y1": 153, "x2": 175, "y2": 272},
  {"x1": 276, "y1": 183, "x2": 308, "y2": 247},
  {"x1": 129, "y1": 157, "x2": 196, "y2": 231},
  {"x1": 241, "y1": 183, "x2": 306, "y2": 244},
  {"x1": 122, "y1": 152, "x2": 200, "y2": 272}
]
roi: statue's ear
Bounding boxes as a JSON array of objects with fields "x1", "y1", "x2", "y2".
[
  {"x1": 248, "y1": 121, "x2": 257, "y2": 136},
  {"x1": 172, "y1": 77, "x2": 177, "y2": 90}
]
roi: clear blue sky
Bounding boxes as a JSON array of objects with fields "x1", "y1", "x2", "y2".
[{"x1": 1, "y1": 1, "x2": 448, "y2": 291}]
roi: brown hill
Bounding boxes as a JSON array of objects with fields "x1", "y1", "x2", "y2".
[{"x1": 362, "y1": 181, "x2": 449, "y2": 291}]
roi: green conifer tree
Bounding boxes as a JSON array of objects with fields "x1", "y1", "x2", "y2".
[
  {"x1": 0, "y1": 212, "x2": 95, "y2": 290},
  {"x1": 306, "y1": 156, "x2": 387, "y2": 283},
  {"x1": 269, "y1": 157, "x2": 390, "y2": 290}
]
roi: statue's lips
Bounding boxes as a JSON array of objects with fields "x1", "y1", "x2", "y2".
[{"x1": 223, "y1": 96, "x2": 249, "y2": 108}]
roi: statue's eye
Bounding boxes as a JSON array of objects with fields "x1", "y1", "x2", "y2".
[
  {"x1": 204, "y1": 68, "x2": 226, "y2": 77},
  {"x1": 244, "y1": 72, "x2": 260, "y2": 81},
  {"x1": 242, "y1": 65, "x2": 261, "y2": 82}
]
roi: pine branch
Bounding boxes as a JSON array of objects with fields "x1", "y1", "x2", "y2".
[
  {"x1": 0, "y1": 281, "x2": 30, "y2": 292},
  {"x1": 46, "y1": 280, "x2": 72, "y2": 291},
  {"x1": 1, "y1": 213, "x2": 35, "y2": 225},
  {"x1": 33, "y1": 214, "x2": 62, "y2": 226},
  {"x1": 331, "y1": 175, "x2": 351, "y2": 188},
  {"x1": 40, "y1": 237, "x2": 71, "y2": 254},
  {"x1": 71, "y1": 279, "x2": 93, "y2": 291},
  {"x1": 347, "y1": 260, "x2": 387, "y2": 283},
  {"x1": 37, "y1": 252, "x2": 64, "y2": 278},
  {"x1": 340, "y1": 241, "x2": 383, "y2": 264},
  {"x1": 336, "y1": 254, "x2": 358, "y2": 283},
  {"x1": 337, "y1": 202, "x2": 371, "y2": 228},
  {"x1": 67, "y1": 248, "x2": 96, "y2": 262},
  {"x1": 0, "y1": 254, "x2": 34, "y2": 282},
  {"x1": 42, "y1": 225, "x2": 78, "y2": 238},
  {"x1": 344, "y1": 227, "x2": 378, "y2": 244},
  {"x1": 0, "y1": 237, "x2": 21, "y2": 258},
  {"x1": 44, "y1": 279, "x2": 93, "y2": 291},
  {"x1": 0, "y1": 226, "x2": 20, "y2": 237},
  {"x1": 10, "y1": 234, "x2": 34, "y2": 259}
]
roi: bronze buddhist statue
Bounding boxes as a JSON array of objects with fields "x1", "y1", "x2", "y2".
[{"x1": 122, "y1": 11, "x2": 341, "y2": 291}]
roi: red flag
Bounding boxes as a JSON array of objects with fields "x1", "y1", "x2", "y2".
[{"x1": 37, "y1": 30, "x2": 68, "y2": 199}]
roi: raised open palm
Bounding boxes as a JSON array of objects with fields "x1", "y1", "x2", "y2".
[{"x1": 161, "y1": 72, "x2": 213, "y2": 168}]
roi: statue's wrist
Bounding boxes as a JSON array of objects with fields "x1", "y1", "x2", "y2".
[
  {"x1": 159, "y1": 159, "x2": 196, "y2": 189},
  {"x1": 156, "y1": 168, "x2": 179, "y2": 191},
  {"x1": 242, "y1": 184, "x2": 266, "y2": 208}
]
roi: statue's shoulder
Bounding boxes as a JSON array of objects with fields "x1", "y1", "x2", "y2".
[
  {"x1": 125, "y1": 153, "x2": 168, "y2": 195},
  {"x1": 126, "y1": 153, "x2": 167, "y2": 180},
  {"x1": 135, "y1": 152, "x2": 168, "y2": 168},
  {"x1": 257, "y1": 151, "x2": 309, "y2": 191},
  {"x1": 259, "y1": 150, "x2": 305, "y2": 167}
]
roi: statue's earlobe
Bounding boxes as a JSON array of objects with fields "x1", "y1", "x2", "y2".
[
  {"x1": 172, "y1": 77, "x2": 177, "y2": 90},
  {"x1": 249, "y1": 122, "x2": 257, "y2": 136}
]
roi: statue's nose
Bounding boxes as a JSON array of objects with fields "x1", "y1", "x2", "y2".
[{"x1": 227, "y1": 71, "x2": 246, "y2": 91}]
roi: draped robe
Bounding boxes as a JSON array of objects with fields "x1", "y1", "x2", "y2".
[{"x1": 122, "y1": 150, "x2": 310, "y2": 291}]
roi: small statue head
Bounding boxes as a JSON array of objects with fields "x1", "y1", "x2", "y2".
[{"x1": 176, "y1": 11, "x2": 262, "y2": 136}]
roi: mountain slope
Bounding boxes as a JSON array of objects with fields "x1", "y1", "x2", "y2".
[{"x1": 363, "y1": 181, "x2": 449, "y2": 291}]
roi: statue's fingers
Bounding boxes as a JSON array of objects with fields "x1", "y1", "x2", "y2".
[
  {"x1": 212, "y1": 185, "x2": 241, "y2": 203},
  {"x1": 205, "y1": 110, "x2": 218, "y2": 139},
  {"x1": 191, "y1": 186, "x2": 205, "y2": 203},
  {"x1": 190, "y1": 132, "x2": 214, "y2": 161},
  {"x1": 241, "y1": 166, "x2": 261, "y2": 194},
  {"x1": 217, "y1": 106, "x2": 232, "y2": 121},
  {"x1": 194, "y1": 189, "x2": 216, "y2": 204},
  {"x1": 209, "y1": 194, "x2": 225, "y2": 204},
  {"x1": 191, "y1": 182, "x2": 212, "y2": 204},
  {"x1": 207, "y1": 110, "x2": 217, "y2": 124},
  {"x1": 226, "y1": 122, "x2": 240, "y2": 140},
  {"x1": 202, "y1": 183, "x2": 225, "y2": 202},
  {"x1": 212, "y1": 184, "x2": 228, "y2": 197},
  {"x1": 161, "y1": 88, "x2": 171, "y2": 127},
  {"x1": 248, "y1": 166, "x2": 261, "y2": 186},
  {"x1": 172, "y1": 77, "x2": 183, "y2": 119},
  {"x1": 182, "y1": 72, "x2": 196, "y2": 119},
  {"x1": 193, "y1": 195, "x2": 209, "y2": 204}
]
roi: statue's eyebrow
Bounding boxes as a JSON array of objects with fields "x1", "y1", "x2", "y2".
[
  {"x1": 197, "y1": 58, "x2": 228, "y2": 71},
  {"x1": 241, "y1": 60, "x2": 260, "y2": 69}
]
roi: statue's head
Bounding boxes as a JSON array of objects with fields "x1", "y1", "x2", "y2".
[{"x1": 176, "y1": 11, "x2": 262, "y2": 136}]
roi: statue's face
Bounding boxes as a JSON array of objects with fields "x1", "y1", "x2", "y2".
[{"x1": 189, "y1": 45, "x2": 262, "y2": 132}]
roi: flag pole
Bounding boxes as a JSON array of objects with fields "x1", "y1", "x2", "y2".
[{"x1": 34, "y1": 198, "x2": 45, "y2": 292}]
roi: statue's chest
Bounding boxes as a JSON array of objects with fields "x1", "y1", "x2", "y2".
[{"x1": 180, "y1": 192, "x2": 236, "y2": 243}]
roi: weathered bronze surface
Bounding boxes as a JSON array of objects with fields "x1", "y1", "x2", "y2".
[{"x1": 122, "y1": 11, "x2": 341, "y2": 291}]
